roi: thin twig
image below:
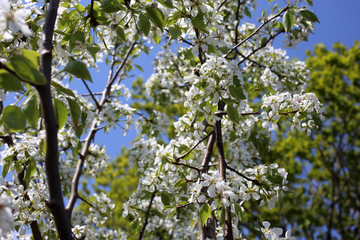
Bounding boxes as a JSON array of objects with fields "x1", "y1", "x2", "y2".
[
  {"x1": 139, "y1": 190, "x2": 157, "y2": 240},
  {"x1": 175, "y1": 130, "x2": 214, "y2": 162},
  {"x1": 225, "y1": 3, "x2": 289, "y2": 58},
  {"x1": 176, "y1": 202, "x2": 192, "y2": 210},
  {"x1": 170, "y1": 161, "x2": 200, "y2": 175},
  {"x1": 226, "y1": 165, "x2": 260, "y2": 185},
  {"x1": 78, "y1": 195, "x2": 95, "y2": 208},
  {"x1": 237, "y1": 30, "x2": 284, "y2": 66},
  {"x1": 81, "y1": 79, "x2": 100, "y2": 109}
]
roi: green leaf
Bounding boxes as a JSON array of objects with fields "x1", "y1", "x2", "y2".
[
  {"x1": 299, "y1": 9, "x2": 320, "y2": 23},
  {"x1": 101, "y1": 0, "x2": 122, "y2": 13},
  {"x1": 169, "y1": 24, "x2": 181, "y2": 40},
  {"x1": 157, "y1": 0, "x2": 174, "y2": 8},
  {"x1": 146, "y1": 7, "x2": 165, "y2": 31},
  {"x1": 233, "y1": 203, "x2": 243, "y2": 221},
  {"x1": 22, "y1": 92, "x2": 38, "y2": 128},
  {"x1": 24, "y1": 158, "x2": 36, "y2": 181},
  {"x1": 67, "y1": 97, "x2": 82, "y2": 136},
  {"x1": 227, "y1": 104, "x2": 240, "y2": 122},
  {"x1": 20, "y1": 49, "x2": 40, "y2": 68},
  {"x1": 51, "y1": 81, "x2": 75, "y2": 97},
  {"x1": 76, "y1": 3, "x2": 86, "y2": 12},
  {"x1": 244, "y1": 7, "x2": 251, "y2": 18},
  {"x1": 219, "y1": 207, "x2": 225, "y2": 225},
  {"x1": 54, "y1": 99, "x2": 68, "y2": 129},
  {"x1": 2, "y1": 159, "x2": 11, "y2": 178},
  {"x1": 135, "y1": 64, "x2": 144, "y2": 72},
  {"x1": 174, "y1": 178, "x2": 185, "y2": 188},
  {"x1": 2, "y1": 105, "x2": 26, "y2": 132},
  {"x1": 168, "y1": 209, "x2": 177, "y2": 219},
  {"x1": 0, "y1": 69, "x2": 23, "y2": 91},
  {"x1": 87, "y1": 45, "x2": 101, "y2": 60},
  {"x1": 191, "y1": 12, "x2": 206, "y2": 31},
  {"x1": 116, "y1": 26, "x2": 126, "y2": 41},
  {"x1": 199, "y1": 204, "x2": 211, "y2": 226},
  {"x1": 9, "y1": 55, "x2": 46, "y2": 85},
  {"x1": 138, "y1": 13, "x2": 151, "y2": 36},
  {"x1": 63, "y1": 60, "x2": 92, "y2": 82},
  {"x1": 283, "y1": 10, "x2": 294, "y2": 32},
  {"x1": 70, "y1": 31, "x2": 86, "y2": 51},
  {"x1": 304, "y1": 0, "x2": 313, "y2": 6},
  {"x1": 229, "y1": 85, "x2": 246, "y2": 100},
  {"x1": 261, "y1": 37, "x2": 268, "y2": 47},
  {"x1": 161, "y1": 192, "x2": 171, "y2": 206}
]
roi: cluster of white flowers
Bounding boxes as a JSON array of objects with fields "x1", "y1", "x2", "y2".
[
  {"x1": 261, "y1": 91, "x2": 324, "y2": 134},
  {"x1": 0, "y1": 191, "x2": 13, "y2": 238},
  {"x1": 0, "y1": 0, "x2": 31, "y2": 40}
]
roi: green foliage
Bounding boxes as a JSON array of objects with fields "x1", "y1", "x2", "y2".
[
  {"x1": 63, "y1": 60, "x2": 92, "y2": 82},
  {"x1": 199, "y1": 204, "x2": 211, "y2": 226},
  {"x1": 1, "y1": 105, "x2": 27, "y2": 132}
]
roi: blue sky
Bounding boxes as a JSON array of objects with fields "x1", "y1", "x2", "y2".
[{"x1": 92, "y1": 0, "x2": 360, "y2": 159}]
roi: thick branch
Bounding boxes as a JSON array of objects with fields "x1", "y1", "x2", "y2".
[
  {"x1": 215, "y1": 101, "x2": 233, "y2": 240},
  {"x1": 36, "y1": 0, "x2": 73, "y2": 239},
  {"x1": 199, "y1": 132, "x2": 215, "y2": 174}
]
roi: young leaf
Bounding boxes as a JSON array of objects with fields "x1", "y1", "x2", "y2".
[
  {"x1": 283, "y1": 10, "x2": 294, "y2": 32},
  {"x1": 244, "y1": 7, "x2": 251, "y2": 18},
  {"x1": 299, "y1": 9, "x2": 320, "y2": 23},
  {"x1": 227, "y1": 104, "x2": 240, "y2": 122},
  {"x1": 146, "y1": 7, "x2": 165, "y2": 31},
  {"x1": 9, "y1": 55, "x2": 46, "y2": 85},
  {"x1": 2, "y1": 105, "x2": 26, "y2": 132},
  {"x1": 157, "y1": 0, "x2": 174, "y2": 9},
  {"x1": 191, "y1": 13, "x2": 206, "y2": 31},
  {"x1": 116, "y1": 26, "x2": 126, "y2": 41},
  {"x1": 169, "y1": 24, "x2": 181, "y2": 40},
  {"x1": 2, "y1": 159, "x2": 11, "y2": 178},
  {"x1": 304, "y1": 0, "x2": 313, "y2": 6},
  {"x1": 199, "y1": 204, "x2": 211, "y2": 226},
  {"x1": 138, "y1": 13, "x2": 151, "y2": 36},
  {"x1": 0, "y1": 70, "x2": 23, "y2": 91},
  {"x1": 229, "y1": 85, "x2": 246, "y2": 100},
  {"x1": 22, "y1": 92, "x2": 39, "y2": 128},
  {"x1": 51, "y1": 81, "x2": 75, "y2": 97},
  {"x1": 63, "y1": 60, "x2": 92, "y2": 82},
  {"x1": 219, "y1": 207, "x2": 226, "y2": 225},
  {"x1": 161, "y1": 192, "x2": 171, "y2": 206},
  {"x1": 67, "y1": 97, "x2": 82, "y2": 137},
  {"x1": 54, "y1": 99, "x2": 68, "y2": 129}
]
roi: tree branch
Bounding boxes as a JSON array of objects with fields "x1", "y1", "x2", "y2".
[
  {"x1": 225, "y1": 3, "x2": 289, "y2": 58},
  {"x1": 226, "y1": 165, "x2": 260, "y2": 185},
  {"x1": 139, "y1": 190, "x2": 157, "y2": 240},
  {"x1": 66, "y1": 42, "x2": 136, "y2": 216},
  {"x1": 215, "y1": 101, "x2": 233, "y2": 239},
  {"x1": 175, "y1": 130, "x2": 214, "y2": 162},
  {"x1": 36, "y1": 0, "x2": 73, "y2": 239}
]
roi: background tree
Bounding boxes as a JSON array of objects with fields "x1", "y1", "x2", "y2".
[{"x1": 264, "y1": 41, "x2": 360, "y2": 240}]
